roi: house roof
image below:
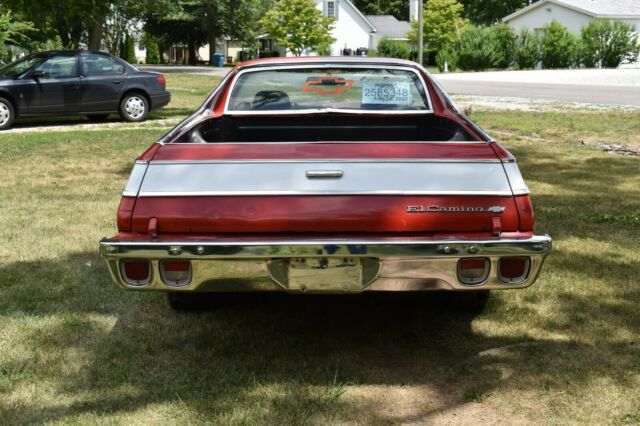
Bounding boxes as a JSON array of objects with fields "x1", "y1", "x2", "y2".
[
  {"x1": 504, "y1": 0, "x2": 640, "y2": 22},
  {"x1": 365, "y1": 15, "x2": 412, "y2": 39}
]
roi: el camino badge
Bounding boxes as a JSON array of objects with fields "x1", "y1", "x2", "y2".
[{"x1": 407, "y1": 205, "x2": 506, "y2": 213}]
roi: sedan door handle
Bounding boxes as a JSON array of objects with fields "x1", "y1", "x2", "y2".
[
  {"x1": 113, "y1": 80, "x2": 122, "y2": 84},
  {"x1": 306, "y1": 170, "x2": 343, "y2": 178}
]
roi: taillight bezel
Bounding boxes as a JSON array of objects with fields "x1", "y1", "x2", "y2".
[
  {"x1": 457, "y1": 257, "x2": 490, "y2": 286},
  {"x1": 119, "y1": 260, "x2": 152, "y2": 286},
  {"x1": 498, "y1": 256, "x2": 531, "y2": 284},
  {"x1": 160, "y1": 260, "x2": 192, "y2": 287}
]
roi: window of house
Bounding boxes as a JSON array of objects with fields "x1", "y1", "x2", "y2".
[{"x1": 327, "y1": 1, "x2": 336, "y2": 18}]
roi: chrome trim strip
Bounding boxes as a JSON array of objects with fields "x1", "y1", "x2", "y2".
[
  {"x1": 149, "y1": 159, "x2": 505, "y2": 165},
  {"x1": 101, "y1": 235, "x2": 551, "y2": 252},
  {"x1": 137, "y1": 190, "x2": 514, "y2": 197},
  {"x1": 169, "y1": 141, "x2": 489, "y2": 145},
  {"x1": 137, "y1": 161, "x2": 514, "y2": 197},
  {"x1": 122, "y1": 162, "x2": 149, "y2": 197},
  {"x1": 502, "y1": 162, "x2": 530, "y2": 195},
  {"x1": 223, "y1": 64, "x2": 434, "y2": 116}
]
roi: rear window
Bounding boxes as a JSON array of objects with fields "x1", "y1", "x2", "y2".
[{"x1": 227, "y1": 67, "x2": 431, "y2": 114}]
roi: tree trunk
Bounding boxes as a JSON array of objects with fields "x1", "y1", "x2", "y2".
[
  {"x1": 188, "y1": 40, "x2": 197, "y2": 65},
  {"x1": 208, "y1": 35, "x2": 218, "y2": 64},
  {"x1": 88, "y1": 22, "x2": 103, "y2": 51}
]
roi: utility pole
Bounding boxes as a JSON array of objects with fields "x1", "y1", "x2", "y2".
[{"x1": 417, "y1": 0, "x2": 424, "y2": 66}]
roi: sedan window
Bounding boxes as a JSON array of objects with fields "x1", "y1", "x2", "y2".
[
  {"x1": 34, "y1": 55, "x2": 77, "y2": 79},
  {"x1": 0, "y1": 55, "x2": 46, "y2": 77},
  {"x1": 81, "y1": 54, "x2": 125, "y2": 76}
]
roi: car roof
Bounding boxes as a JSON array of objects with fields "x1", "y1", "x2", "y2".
[{"x1": 235, "y1": 56, "x2": 424, "y2": 71}]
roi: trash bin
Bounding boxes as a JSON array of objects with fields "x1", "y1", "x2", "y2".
[{"x1": 212, "y1": 53, "x2": 225, "y2": 67}]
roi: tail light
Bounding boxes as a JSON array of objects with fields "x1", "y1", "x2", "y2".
[
  {"x1": 457, "y1": 257, "x2": 490, "y2": 285},
  {"x1": 156, "y1": 75, "x2": 166, "y2": 87},
  {"x1": 515, "y1": 195, "x2": 534, "y2": 232},
  {"x1": 117, "y1": 196, "x2": 136, "y2": 232},
  {"x1": 160, "y1": 260, "x2": 192, "y2": 287},
  {"x1": 120, "y1": 260, "x2": 151, "y2": 286},
  {"x1": 498, "y1": 257, "x2": 530, "y2": 283}
]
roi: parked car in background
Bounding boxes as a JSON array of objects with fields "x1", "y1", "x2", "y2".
[
  {"x1": 0, "y1": 50, "x2": 170, "y2": 130},
  {"x1": 100, "y1": 57, "x2": 551, "y2": 312}
]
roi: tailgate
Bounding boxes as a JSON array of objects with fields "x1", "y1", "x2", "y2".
[{"x1": 124, "y1": 142, "x2": 523, "y2": 235}]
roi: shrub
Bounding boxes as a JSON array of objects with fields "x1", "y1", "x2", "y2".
[
  {"x1": 489, "y1": 23, "x2": 516, "y2": 69},
  {"x1": 457, "y1": 25, "x2": 494, "y2": 71},
  {"x1": 144, "y1": 35, "x2": 160, "y2": 64},
  {"x1": 515, "y1": 28, "x2": 540, "y2": 69},
  {"x1": 540, "y1": 20, "x2": 580, "y2": 68},
  {"x1": 377, "y1": 37, "x2": 410, "y2": 59},
  {"x1": 436, "y1": 48, "x2": 458, "y2": 71},
  {"x1": 315, "y1": 42, "x2": 331, "y2": 56},
  {"x1": 581, "y1": 19, "x2": 640, "y2": 68}
]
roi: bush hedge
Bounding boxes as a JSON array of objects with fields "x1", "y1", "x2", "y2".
[
  {"x1": 540, "y1": 20, "x2": 580, "y2": 68},
  {"x1": 377, "y1": 37, "x2": 411, "y2": 60},
  {"x1": 515, "y1": 28, "x2": 540, "y2": 69},
  {"x1": 581, "y1": 19, "x2": 640, "y2": 68}
]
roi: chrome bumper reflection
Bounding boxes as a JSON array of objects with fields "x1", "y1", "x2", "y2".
[{"x1": 99, "y1": 236, "x2": 551, "y2": 293}]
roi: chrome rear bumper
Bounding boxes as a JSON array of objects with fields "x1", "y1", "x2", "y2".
[{"x1": 99, "y1": 235, "x2": 552, "y2": 293}]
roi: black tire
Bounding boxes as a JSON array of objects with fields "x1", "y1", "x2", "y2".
[
  {"x1": 0, "y1": 97, "x2": 15, "y2": 131},
  {"x1": 166, "y1": 292, "x2": 211, "y2": 312},
  {"x1": 447, "y1": 290, "x2": 491, "y2": 313},
  {"x1": 119, "y1": 93, "x2": 148, "y2": 122},
  {"x1": 86, "y1": 114, "x2": 110, "y2": 122}
]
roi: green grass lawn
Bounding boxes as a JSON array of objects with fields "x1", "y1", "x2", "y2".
[{"x1": 1, "y1": 83, "x2": 639, "y2": 424}]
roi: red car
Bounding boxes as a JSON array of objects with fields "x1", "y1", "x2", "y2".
[{"x1": 100, "y1": 57, "x2": 551, "y2": 311}]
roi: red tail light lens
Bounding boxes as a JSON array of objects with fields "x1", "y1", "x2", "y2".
[
  {"x1": 156, "y1": 75, "x2": 166, "y2": 87},
  {"x1": 457, "y1": 257, "x2": 490, "y2": 285},
  {"x1": 498, "y1": 257, "x2": 530, "y2": 283},
  {"x1": 160, "y1": 260, "x2": 192, "y2": 287},
  {"x1": 120, "y1": 260, "x2": 151, "y2": 286}
]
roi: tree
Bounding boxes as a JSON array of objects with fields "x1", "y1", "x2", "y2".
[
  {"x1": 459, "y1": 0, "x2": 528, "y2": 26},
  {"x1": 581, "y1": 19, "x2": 640, "y2": 68},
  {"x1": 0, "y1": 5, "x2": 34, "y2": 59},
  {"x1": 5, "y1": 0, "x2": 110, "y2": 48},
  {"x1": 351, "y1": 0, "x2": 410, "y2": 21},
  {"x1": 260, "y1": 0, "x2": 335, "y2": 56},
  {"x1": 540, "y1": 20, "x2": 580, "y2": 69},
  {"x1": 408, "y1": 0, "x2": 467, "y2": 55}
]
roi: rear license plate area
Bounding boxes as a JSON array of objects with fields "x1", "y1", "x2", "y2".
[{"x1": 289, "y1": 258, "x2": 363, "y2": 292}]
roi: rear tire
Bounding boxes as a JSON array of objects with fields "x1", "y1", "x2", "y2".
[
  {"x1": 166, "y1": 292, "x2": 210, "y2": 312},
  {"x1": 0, "y1": 97, "x2": 15, "y2": 130},
  {"x1": 86, "y1": 114, "x2": 109, "y2": 122},
  {"x1": 119, "y1": 93, "x2": 148, "y2": 122}
]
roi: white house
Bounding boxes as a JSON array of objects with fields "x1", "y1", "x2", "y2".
[
  {"x1": 306, "y1": 0, "x2": 411, "y2": 56},
  {"x1": 503, "y1": 0, "x2": 640, "y2": 35}
]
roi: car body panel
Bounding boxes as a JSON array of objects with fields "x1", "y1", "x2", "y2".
[
  {"x1": 100, "y1": 57, "x2": 551, "y2": 294},
  {"x1": 0, "y1": 50, "x2": 170, "y2": 120}
]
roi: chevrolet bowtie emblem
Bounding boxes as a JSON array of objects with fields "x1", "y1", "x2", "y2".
[{"x1": 406, "y1": 205, "x2": 506, "y2": 213}]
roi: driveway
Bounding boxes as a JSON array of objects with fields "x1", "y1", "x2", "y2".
[
  {"x1": 434, "y1": 69, "x2": 640, "y2": 106},
  {"x1": 137, "y1": 64, "x2": 229, "y2": 77}
]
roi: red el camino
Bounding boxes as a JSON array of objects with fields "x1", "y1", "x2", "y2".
[{"x1": 100, "y1": 57, "x2": 551, "y2": 311}]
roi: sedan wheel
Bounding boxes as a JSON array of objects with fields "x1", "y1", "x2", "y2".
[
  {"x1": 119, "y1": 94, "x2": 148, "y2": 122},
  {"x1": 0, "y1": 98, "x2": 15, "y2": 130}
]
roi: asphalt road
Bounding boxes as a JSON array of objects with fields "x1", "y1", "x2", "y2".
[
  {"x1": 436, "y1": 79, "x2": 640, "y2": 106},
  {"x1": 139, "y1": 65, "x2": 640, "y2": 106}
]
